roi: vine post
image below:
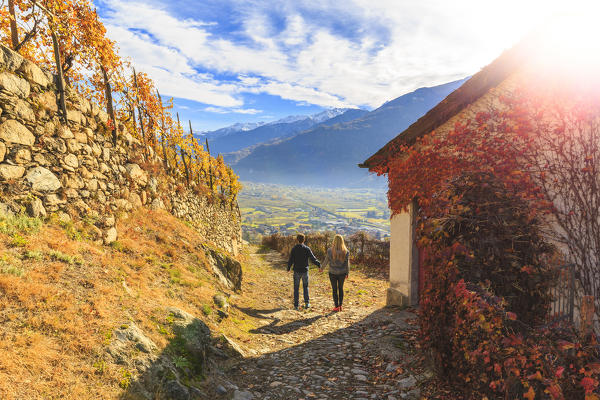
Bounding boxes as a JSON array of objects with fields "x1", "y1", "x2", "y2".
[
  {"x1": 176, "y1": 112, "x2": 190, "y2": 185},
  {"x1": 100, "y1": 65, "x2": 117, "y2": 144},
  {"x1": 156, "y1": 90, "x2": 170, "y2": 173}
]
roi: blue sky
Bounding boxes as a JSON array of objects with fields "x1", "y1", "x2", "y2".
[{"x1": 95, "y1": 0, "x2": 593, "y2": 132}]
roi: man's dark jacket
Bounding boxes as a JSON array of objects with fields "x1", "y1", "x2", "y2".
[{"x1": 287, "y1": 243, "x2": 321, "y2": 273}]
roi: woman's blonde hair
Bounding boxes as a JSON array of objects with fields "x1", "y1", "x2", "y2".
[{"x1": 331, "y1": 234, "x2": 348, "y2": 262}]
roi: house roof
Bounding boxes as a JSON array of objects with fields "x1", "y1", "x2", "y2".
[{"x1": 359, "y1": 39, "x2": 533, "y2": 171}]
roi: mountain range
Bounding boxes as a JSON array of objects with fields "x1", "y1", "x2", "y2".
[
  {"x1": 201, "y1": 108, "x2": 366, "y2": 155},
  {"x1": 207, "y1": 78, "x2": 468, "y2": 187}
]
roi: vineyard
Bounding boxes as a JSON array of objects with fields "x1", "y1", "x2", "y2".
[{"x1": 1, "y1": 0, "x2": 241, "y2": 204}]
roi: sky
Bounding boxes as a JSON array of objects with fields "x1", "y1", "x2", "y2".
[{"x1": 95, "y1": 0, "x2": 598, "y2": 132}]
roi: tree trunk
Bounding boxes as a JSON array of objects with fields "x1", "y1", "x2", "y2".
[
  {"x1": 51, "y1": 30, "x2": 68, "y2": 125},
  {"x1": 8, "y1": 0, "x2": 19, "y2": 50},
  {"x1": 100, "y1": 65, "x2": 117, "y2": 144}
]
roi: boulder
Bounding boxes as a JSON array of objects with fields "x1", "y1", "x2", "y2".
[
  {"x1": 163, "y1": 381, "x2": 190, "y2": 400},
  {"x1": 148, "y1": 177, "x2": 159, "y2": 194},
  {"x1": 0, "y1": 202, "x2": 14, "y2": 218},
  {"x1": 0, "y1": 120, "x2": 35, "y2": 146},
  {"x1": 0, "y1": 164, "x2": 25, "y2": 180},
  {"x1": 232, "y1": 390, "x2": 254, "y2": 400},
  {"x1": 114, "y1": 199, "x2": 133, "y2": 211},
  {"x1": 18, "y1": 59, "x2": 50, "y2": 87},
  {"x1": 66, "y1": 109, "x2": 85, "y2": 125},
  {"x1": 13, "y1": 99, "x2": 35, "y2": 122},
  {"x1": 15, "y1": 149, "x2": 31, "y2": 164},
  {"x1": 57, "y1": 126, "x2": 74, "y2": 139},
  {"x1": 151, "y1": 197, "x2": 165, "y2": 210},
  {"x1": 63, "y1": 154, "x2": 79, "y2": 169},
  {"x1": 166, "y1": 307, "x2": 211, "y2": 374},
  {"x1": 35, "y1": 91, "x2": 58, "y2": 112},
  {"x1": 125, "y1": 163, "x2": 148, "y2": 186},
  {"x1": 0, "y1": 45, "x2": 24, "y2": 71},
  {"x1": 25, "y1": 167, "x2": 61, "y2": 192},
  {"x1": 0, "y1": 72, "x2": 30, "y2": 98},
  {"x1": 104, "y1": 227, "x2": 118, "y2": 245},
  {"x1": 129, "y1": 192, "x2": 142, "y2": 208},
  {"x1": 204, "y1": 247, "x2": 243, "y2": 291},
  {"x1": 26, "y1": 197, "x2": 46, "y2": 218},
  {"x1": 113, "y1": 323, "x2": 156, "y2": 354},
  {"x1": 73, "y1": 130, "x2": 87, "y2": 144}
]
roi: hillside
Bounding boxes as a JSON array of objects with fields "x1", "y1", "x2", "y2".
[
  {"x1": 0, "y1": 210, "x2": 249, "y2": 398},
  {"x1": 204, "y1": 108, "x2": 368, "y2": 155},
  {"x1": 231, "y1": 79, "x2": 468, "y2": 187}
]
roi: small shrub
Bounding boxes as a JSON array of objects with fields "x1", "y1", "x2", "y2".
[
  {"x1": 0, "y1": 215, "x2": 42, "y2": 236},
  {"x1": 111, "y1": 241, "x2": 129, "y2": 253},
  {"x1": 172, "y1": 355, "x2": 191, "y2": 370},
  {"x1": 1, "y1": 264, "x2": 24, "y2": 277},
  {"x1": 48, "y1": 250, "x2": 82, "y2": 265},
  {"x1": 201, "y1": 304, "x2": 212, "y2": 316},
  {"x1": 92, "y1": 360, "x2": 106, "y2": 375},
  {"x1": 10, "y1": 234, "x2": 27, "y2": 248},
  {"x1": 22, "y1": 250, "x2": 43, "y2": 260},
  {"x1": 119, "y1": 369, "x2": 132, "y2": 389}
]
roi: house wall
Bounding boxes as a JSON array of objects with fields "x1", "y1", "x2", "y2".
[
  {"x1": 387, "y1": 201, "x2": 419, "y2": 306},
  {"x1": 385, "y1": 75, "x2": 521, "y2": 306}
]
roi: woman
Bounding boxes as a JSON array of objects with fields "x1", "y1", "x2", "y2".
[{"x1": 322, "y1": 234, "x2": 350, "y2": 312}]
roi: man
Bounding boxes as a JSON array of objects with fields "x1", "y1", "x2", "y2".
[{"x1": 287, "y1": 233, "x2": 321, "y2": 310}]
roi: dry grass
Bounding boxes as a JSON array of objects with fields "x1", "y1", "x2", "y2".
[{"x1": 0, "y1": 209, "x2": 244, "y2": 399}]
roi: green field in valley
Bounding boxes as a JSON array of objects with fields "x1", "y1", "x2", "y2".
[{"x1": 238, "y1": 182, "x2": 390, "y2": 242}]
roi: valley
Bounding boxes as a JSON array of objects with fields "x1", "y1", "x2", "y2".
[{"x1": 238, "y1": 182, "x2": 391, "y2": 242}]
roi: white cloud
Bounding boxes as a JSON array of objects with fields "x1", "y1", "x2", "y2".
[
  {"x1": 101, "y1": 0, "x2": 590, "y2": 110},
  {"x1": 204, "y1": 107, "x2": 263, "y2": 114}
]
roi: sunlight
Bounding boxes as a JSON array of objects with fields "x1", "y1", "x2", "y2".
[{"x1": 533, "y1": 11, "x2": 600, "y2": 75}]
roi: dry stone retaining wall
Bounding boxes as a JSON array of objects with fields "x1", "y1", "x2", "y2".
[{"x1": 0, "y1": 45, "x2": 241, "y2": 254}]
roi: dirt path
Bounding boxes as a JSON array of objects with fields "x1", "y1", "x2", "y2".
[{"x1": 205, "y1": 246, "x2": 423, "y2": 400}]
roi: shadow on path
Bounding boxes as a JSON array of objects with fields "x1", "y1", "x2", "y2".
[
  {"x1": 233, "y1": 306, "x2": 283, "y2": 319},
  {"x1": 117, "y1": 307, "x2": 421, "y2": 400},
  {"x1": 249, "y1": 314, "x2": 325, "y2": 335}
]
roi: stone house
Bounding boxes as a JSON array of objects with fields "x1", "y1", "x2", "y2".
[{"x1": 360, "y1": 33, "x2": 600, "y2": 307}]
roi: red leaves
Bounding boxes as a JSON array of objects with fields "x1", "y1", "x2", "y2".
[
  {"x1": 524, "y1": 386, "x2": 536, "y2": 400},
  {"x1": 581, "y1": 377, "x2": 598, "y2": 394}
]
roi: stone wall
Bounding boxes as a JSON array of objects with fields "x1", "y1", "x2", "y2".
[{"x1": 0, "y1": 45, "x2": 241, "y2": 254}]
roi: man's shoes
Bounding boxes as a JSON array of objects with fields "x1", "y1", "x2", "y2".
[
  {"x1": 294, "y1": 305, "x2": 299, "y2": 311},
  {"x1": 331, "y1": 306, "x2": 340, "y2": 312},
  {"x1": 339, "y1": 305, "x2": 343, "y2": 311},
  {"x1": 304, "y1": 303, "x2": 310, "y2": 309}
]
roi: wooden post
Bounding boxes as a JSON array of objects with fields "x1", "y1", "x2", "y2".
[
  {"x1": 176, "y1": 113, "x2": 190, "y2": 185},
  {"x1": 188, "y1": 120, "x2": 197, "y2": 182},
  {"x1": 156, "y1": 90, "x2": 170, "y2": 173},
  {"x1": 8, "y1": 0, "x2": 19, "y2": 50},
  {"x1": 133, "y1": 68, "x2": 148, "y2": 161},
  {"x1": 100, "y1": 65, "x2": 117, "y2": 144},
  {"x1": 205, "y1": 138, "x2": 214, "y2": 191},
  {"x1": 51, "y1": 30, "x2": 68, "y2": 125}
]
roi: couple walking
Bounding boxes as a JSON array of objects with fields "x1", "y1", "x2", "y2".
[{"x1": 287, "y1": 233, "x2": 349, "y2": 312}]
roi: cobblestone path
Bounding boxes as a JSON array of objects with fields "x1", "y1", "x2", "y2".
[{"x1": 206, "y1": 247, "x2": 424, "y2": 400}]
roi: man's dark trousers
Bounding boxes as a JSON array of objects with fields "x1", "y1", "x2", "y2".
[{"x1": 293, "y1": 271, "x2": 309, "y2": 307}]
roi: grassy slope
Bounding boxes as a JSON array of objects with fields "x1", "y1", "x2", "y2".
[{"x1": 0, "y1": 210, "x2": 249, "y2": 399}]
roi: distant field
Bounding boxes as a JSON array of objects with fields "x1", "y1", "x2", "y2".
[{"x1": 238, "y1": 182, "x2": 390, "y2": 241}]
